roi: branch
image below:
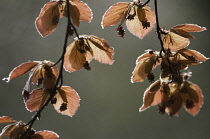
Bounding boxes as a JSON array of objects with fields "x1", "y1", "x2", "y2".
[
  {"x1": 154, "y1": 0, "x2": 166, "y2": 54},
  {"x1": 21, "y1": 0, "x2": 78, "y2": 138}
]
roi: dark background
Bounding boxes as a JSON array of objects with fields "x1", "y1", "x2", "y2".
[{"x1": 0, "y1": 0, "x2": 210, "y2": 138}]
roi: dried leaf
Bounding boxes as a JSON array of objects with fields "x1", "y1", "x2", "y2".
[
  {"x1": 53, "y1": 86, "x2": 80, "y2": 117},
  {"x1": 71, "y1": 0, "x2": 93, "y2": 22},
  {"x1": 139, "y1": 80, "x2": 161, "y2": 111},
  {"x1": 126, "y1": 6, "x2": 156, "y2": 39},
  {"x1": 178, "y1": 48, "x2": 208, "y2": 62},
  {"x1": 35, "y1": 1, "x2": 60, "y2": 37},
  {"x1": 101, "y1": 2, "x2": 130, "y2": 28},
  {"x1": 162, "y1": 32, "x2": 189, "y2": 52},
  {"x1": 0, "y1": 116, "x2": 16, "y2": 124},
  {"x1": 172, "y1": 24, "x2": 206, "y2": 32},
  {"x1": 170, "y1": 28, "x2": 194, "y2": 39},
  {"x1": 3, "y1": 62, "x2": 38, "y2": 82},
  {"x1": 87, "y1": 35, "x2": 114, "y2": 65},
  {"x1": 32, "y1": 130, "x2": 59, "y2": 139}
]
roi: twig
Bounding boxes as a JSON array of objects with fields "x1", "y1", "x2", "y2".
[{"x1": 154, "y1": 0, "x2": 166, "y2": 54}]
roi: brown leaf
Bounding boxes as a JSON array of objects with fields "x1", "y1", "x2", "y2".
[
  {"x1": 35, "y1": 1, "x2": 60, "y2": 37},
  {"x1": 87, "y1": 35, "x2": 114, "y2": 65},
  {"x1": 172, "y1": 24, "x2": 206, "y2": 32},
  {"x1": 170, "y1": 28, "x2": 194, "y2": 39},
  {"x1": 131, "y1": 52, "x2": 158, "y2": 83},
  {"x1": 53, "y1": 86, "x2": 80, "y2": 117},
  {"x1": 165, "y1": 85, "x2": 183, "y2": 116},
  {"x1": 3, "y1": 62, "x2": 38, "y2": 82},
  {"x1": 64, "y1": 40, "x2": 92, "y2": 72},
  {"x1": 0, "y1": 116, "x2": 16, "y2": 124},
  {"x1": 162, "y1": 32, "x2": 189, "y2": 52},
  {"x1": 139, "y1": 80, "x2": 161, "y2": 111},
  {"x1": 126, "y1": 6, "x2": 156, "y2": 39},
  {"x1": 69, "y1": 1, "x2": 80, "y2": 27},
  {"x1": 71, "y1": 0, "x2": 93, "y2": 22},
  {"x1": 101, "y1": 2, "x2": 130, "y2": 28},
  {"x1": 26, "y1": 88, "x2": 49, "y2": 112},
  {"x1": 178, "y1": 48, "x2": 208, "y2": 62},
  {"x1": 32, "y1": 130, "x2": 59, "y2": 139},
  {"x1": 183, "y1": 82, "x2": 203, "y2": 116}
]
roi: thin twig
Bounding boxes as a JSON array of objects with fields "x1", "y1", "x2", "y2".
[
  {"x1": 21, "y1": 0, "x2": 77, "y2": 138},
  {"x1": 154, "y1": 0, "x2": 166, "y2": 54},
  {"x1": 142, "y1": 0, "x2": 150, "y2": 6}
]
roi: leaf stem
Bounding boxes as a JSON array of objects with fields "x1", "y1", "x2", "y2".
[{"x1": 21, "y1": 0, "x2": 78, "y2": 138}]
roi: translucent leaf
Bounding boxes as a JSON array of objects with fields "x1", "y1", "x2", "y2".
[
  {"x1": 87, "y1": 35, "x2": 114, "y2": 65},
  {"x1": 32, "y1": 130, "x2": 59, "y2": 139},
  {"x1": 26, "y1": 88, "x2": 48, "y2": 112},
  {"x1": 35, "y1": 1, "x2": 60, "y2": 37},
  {"x1": 170, "y1": 29, "x2": 194, "y2": 39},
  {"x1": 178, "y1": 48, "x2": 208, "y2": 62},
  {"x1": 3, "y1": 62, "x2": 38, "y2": 82},
  {"x1": 183, "y1": 82, "x2": 203, "y2": 116},
  {"x1": 165, "y1": 86, "x2": 183, "y2": 116},
  {"x1": 69, "y1": 1, "x2": 80, "y2": 27},
  {"x1": 139, "y1": 80, "x2": 161, "y2": 111},
  {"x1": 172, "y1": 24, "x2": 206, "y2": 32},
  {"x1": 64, "y1": 40, "x2": 90, "y2": 72},
  {"x1": 131, "y1": 53, "x2": 158, "y2": 83},
  {"x1": 71, "y1": 0, "x2": 93, "y2": 22},
  {"x1": 101, "y1": 2, "x2": 130, "y2": 28},
  {"x1": 126, "y1": 6, "x2": 156, "y2": 39},
  {"x1": 162, "y1": 32, "x2": 189, "y2": 52},
  {"x1": 0, "y1": 116, "x2": 16, "y2": 124},
  {"x1": 53, "y1": 86, "x2": 80, "y2": 117}
]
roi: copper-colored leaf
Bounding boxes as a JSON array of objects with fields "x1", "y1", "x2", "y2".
[
  {"x1": 184, "y1": 82, "x2": 203, "y2": 116},
  {"x1": 64, "y1": 41, "x2": 89, "y2": 72},
  {"x1": 101, "y1": 2, "x2": 130, "y2": 28},
  {"x1": 26, "y1": 88, "x2": 48, "y2": 112},
  {"x1": 71, "y1": 0, "x2": 93, "y2": 22},
  {"x1": 178, "y1": 48, "x2": 208, "y2": 62},
  {"x1": 3, "y1": 62, "x2": 38, "y2": 82},
  {"x1": 0, "y1": 116, "x2": 16, "y2": 124},
  {"x1": 172, "y1": 24, "x2": 206, "y2": 32},
  {"x1": 69, "y1": 1, "x2": 80, "y2": 27},
  {"x1": 165, "y1": 86, "x2": 183, "y2": 116},
  {"x1": 162, "y1": 32, "x2": 189, "y2": 52},
  {"x1": 131, "y1": 54, "x2": 157, "y2": 83},
  {"x1": 53, "y1": 86, "x2": 80, "y2": 117},
  {"x1": 170, "y1": 28, "x2": 194, "y2": 39},
  {"x1": 139, "y1": 80, "x2": 161, "y2": 111},
  {"x1": 126, "y1": 6, "x2": 156, "y2": 39},
  {"x1": 35, "y1": 1, "x2": 60, "y2": 37},
  {"x1": 87, "y1": 35, "x2": 114, "y2": 65},
  {"x1": 33, "y1": 130, "x2": 59, "y2": 139}
]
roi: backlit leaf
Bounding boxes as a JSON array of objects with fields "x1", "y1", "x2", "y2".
[
  {"x1": 101, "y1": 2, "x2": 130, "y2": 28},
  {"x1": 172, "y1": 24, "x2": 206, "y2": 32},
  {"x1": 178, "y1": 48, "x2": 208, "y2": 62},
  {"x1": 139, "y1": 80, "x2": 161, "y2": 111},
  {"x1": 53, "y1": 86, "x2": 80, "y2": 117},
  {"x1": 162, "y1": 32, "x2": 189, "y2": 52},
  {"x1": 3, "y1": 62, "x2": 38, "y2": 82},
  {"x1": 126, "y1": 6, "x2": 156, "y2": 39},
  {"x1": 35, "y1": 1, "x2": 60, "y2": 37},
  {"x1": 64, "y1": 40, "x2": 91, "y2": 72},
  {"x1": 69, "y1": 1, "x2": 80, "y2": 27},
  {"x1": 33, "y1": 130, "x2": 59, "y2": 139},
  {"x1": 87, "y1": 35, "x2": 114, "y2": 65},
  {"x1": 71, "y1": 0, "x2": 93, "y2": 22},
  {"x1": 0, "y1": 116, "x2": 16, "y2": 124},
  {"x1": 26, "y1": 88, "x2": 49, "y2": 112}
]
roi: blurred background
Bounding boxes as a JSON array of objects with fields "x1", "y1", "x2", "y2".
[{"x1": 0, "y1": 0, "x2": 210, "y2": 138}]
